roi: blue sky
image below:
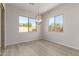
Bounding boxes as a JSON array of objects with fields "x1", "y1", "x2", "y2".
[
  {"x1": 19, "y1": 16, "x2": 36, "y2": 26},
  {"x1": 49, "y1": 15, "x2": 63, "y2": 25},
  {"x1": 19, "y1": 16, "x2": 28, "y2": 23}
]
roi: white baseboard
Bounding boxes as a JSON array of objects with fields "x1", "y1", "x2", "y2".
[
  {"x1": 44, "y1": 39, "x2": 79, "y2": 51},
  {"x1": 5, "y1": 39, "x2": 41, "y2": 47}
]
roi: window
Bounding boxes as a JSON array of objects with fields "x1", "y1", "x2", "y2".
[
  {"x1": 29, "y1": 18, "x2": 37, "y2": 32},
  {"x1": 48, "y1": 17, "x2": 54, "y2": 32},
  {"x1": 19, "y1": 16, "x2": 28, "y2": 32},
  {"x1": 48, "y1": 15, "x2": 63, "y2": 32},
  {"x1": 19, "y1": 16, "x2": 37, "y2": 32}
]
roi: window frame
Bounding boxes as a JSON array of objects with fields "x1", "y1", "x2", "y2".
[
  {"x1": 48, "y1": 14, "x2": 64, "y2": 32},
  {"x1": 19, "y1": 16, "x2": 37, "y2": 32}
]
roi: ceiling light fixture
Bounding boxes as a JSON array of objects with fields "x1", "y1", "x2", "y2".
[
  {"x1": 35, "y1": 4, "x2": 42, "y2": 25},
  {"x1": 28, "y1": 3, "x2": 42, "y2": 25}
]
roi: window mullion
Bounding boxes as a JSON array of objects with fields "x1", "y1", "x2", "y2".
[
  {"x1": 54, "y1": 16, "x2": 55, "y2": 31},
  {"x1": 28, "y1": 17, "x2": 29, "y2": 32}
]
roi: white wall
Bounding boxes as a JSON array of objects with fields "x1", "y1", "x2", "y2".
[
  {"x1": 5, "y1": 5, "x2": 41, "y2": 46},
  {"x1": 43, "y1": 4, "x2": 79, "y2": 50}
]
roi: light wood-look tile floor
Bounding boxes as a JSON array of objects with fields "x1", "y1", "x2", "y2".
[{"x1": 1, "y1": 39, "x2": 79, "y2": 56}]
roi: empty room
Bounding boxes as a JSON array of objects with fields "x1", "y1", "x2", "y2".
[{"x1": 0, "y1": 3, "x2": 79, "y2": 56}]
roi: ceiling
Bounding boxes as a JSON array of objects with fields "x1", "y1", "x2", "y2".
[{"x1": 6, "y1": 3, "x2": 61, "y2": 15}]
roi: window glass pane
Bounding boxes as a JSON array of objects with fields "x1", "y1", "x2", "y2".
[
  {"x1": 54, "y1": 15, "x2": 63, "y2": 32},
  {"x1": 29, "y1": 18, "x2": 37, "y2": 32},
  {"x1": 48, "y1": 17, "x2": 54, "y2": 32},
  {"x1": 19, "y1": 16, "x2": 28, "y2": 32}
]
